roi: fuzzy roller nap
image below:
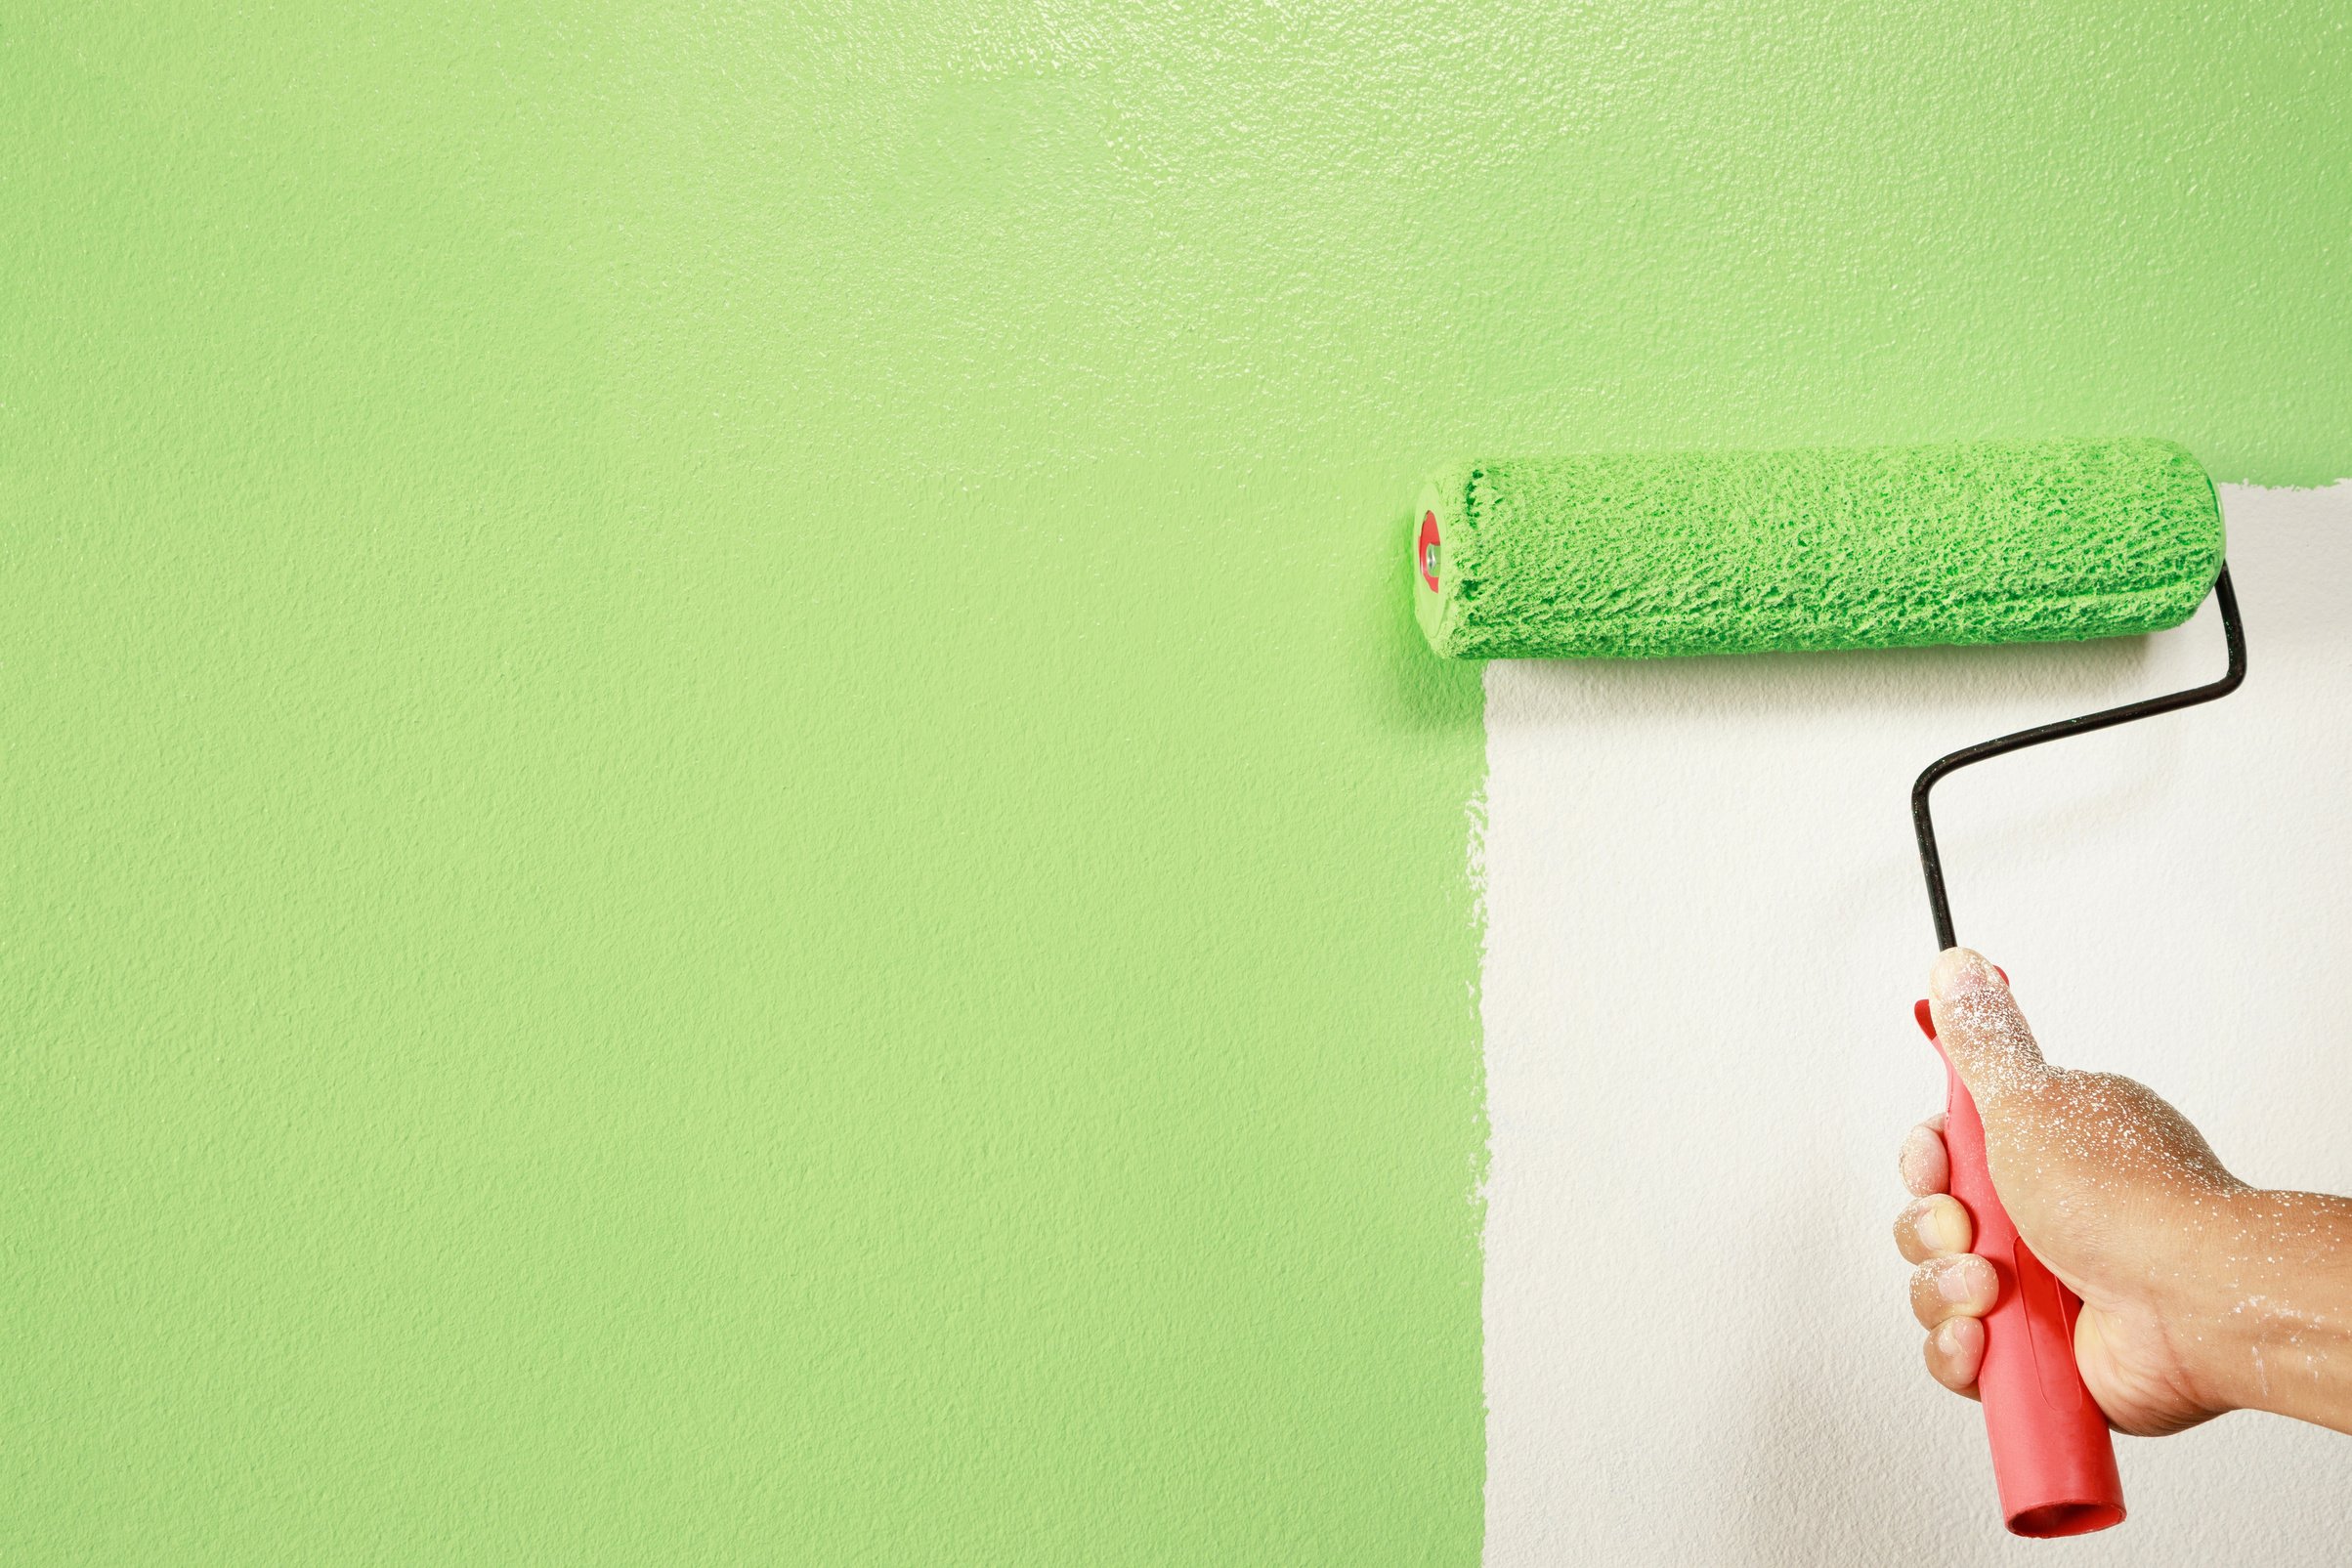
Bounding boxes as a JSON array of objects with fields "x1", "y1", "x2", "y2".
[
  {"x1": 1413, "y1": 438, "x2": 2222, "y2": 659},
  {"x1": 1413, "y1": 436, "x2": 2245, "y2": 1540}
]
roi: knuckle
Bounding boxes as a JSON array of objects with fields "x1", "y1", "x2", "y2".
[
  {"x1": 1907, "y1": 1253, "x2": 1993, "y2": 1328},
  {"x1": 1906, "y1": 1262, "x2": 1945, "y2": 1327}
]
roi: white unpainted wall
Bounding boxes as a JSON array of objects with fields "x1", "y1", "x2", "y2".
[{"x1": 1481, "y1": 482, "x2": 2352, "y2": 1564}]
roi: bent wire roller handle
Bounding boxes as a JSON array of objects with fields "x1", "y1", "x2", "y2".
[{"x1": 1906, "y1": 565, "x2": 2246, "y2": 1536}]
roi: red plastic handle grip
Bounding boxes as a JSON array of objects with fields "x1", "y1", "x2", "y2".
[{"x1": 1912, "y1": 994, "x2": 2124, "y2": 1537}]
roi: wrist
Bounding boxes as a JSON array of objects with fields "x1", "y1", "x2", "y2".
[{"x1": 2175, "y1": 1189, "x2": 2352, "y2": 1431}]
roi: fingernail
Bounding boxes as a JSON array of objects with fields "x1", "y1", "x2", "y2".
[
  {"x1": 1936, "y1": 1319, "x2": 1965, "y2": 1356},
  {"x1": 1938, "y1": 1257, "x2": 1987, "y2": 1303},
  {"x1": 1921, "y1": 1200, "x2": 1964, "y2": 1253},
  {"x1": 1932, "y1": 948, "x2": 2002, "y2": 1001}
]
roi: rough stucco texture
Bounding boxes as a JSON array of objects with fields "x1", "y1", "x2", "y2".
[{"x1": 2, "y1": 4, "x2": 2347, "y2": 1564}]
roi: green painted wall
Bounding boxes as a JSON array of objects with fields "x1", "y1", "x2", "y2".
[{"x1": 6, "y1": 4, "x2": 2345, "y2": 1562}]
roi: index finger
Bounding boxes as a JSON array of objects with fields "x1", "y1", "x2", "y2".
[{"x1": 1900, "y1": 1117, "x2": 1948, "y2": 1197}]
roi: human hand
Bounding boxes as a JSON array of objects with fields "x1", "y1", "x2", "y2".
[{"x1": 1896, "y1": 948, "x2": 2352, "y2": 1438}]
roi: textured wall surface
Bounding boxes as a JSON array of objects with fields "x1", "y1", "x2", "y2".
[
  {"x1": 1484, "y1": 484, "x2": 2352, "y2": 1563},
  {"x1": 4, "y1": 3, "x2": 2348, "y2": 1563}
]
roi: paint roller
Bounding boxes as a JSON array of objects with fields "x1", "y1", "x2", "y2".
[{"x1": 1413, "y1": 437, "x2": 2245, "y2": 1539}]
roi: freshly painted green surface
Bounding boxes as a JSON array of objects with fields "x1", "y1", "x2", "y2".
[{"x1": 3, "y1": 3, "x2": 2345, "y2": 1562}]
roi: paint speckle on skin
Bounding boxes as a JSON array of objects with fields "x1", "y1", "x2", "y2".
[{"x1": 1919, "y1": 949, "x2": 2352, "y2": 1443}]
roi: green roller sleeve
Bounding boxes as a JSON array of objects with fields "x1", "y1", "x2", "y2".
[{"x1": 1411, "y1": 439, "x2": 2224, "y2": 659}]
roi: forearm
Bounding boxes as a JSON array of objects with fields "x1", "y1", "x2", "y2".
[{"x1": 2191, "y1": 1190, "x2": 2352, "y2": 1434}]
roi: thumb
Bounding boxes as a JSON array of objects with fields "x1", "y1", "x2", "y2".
[{"x1": 1927, "y1": 948, "x2": 2048, "y2": 1111}]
